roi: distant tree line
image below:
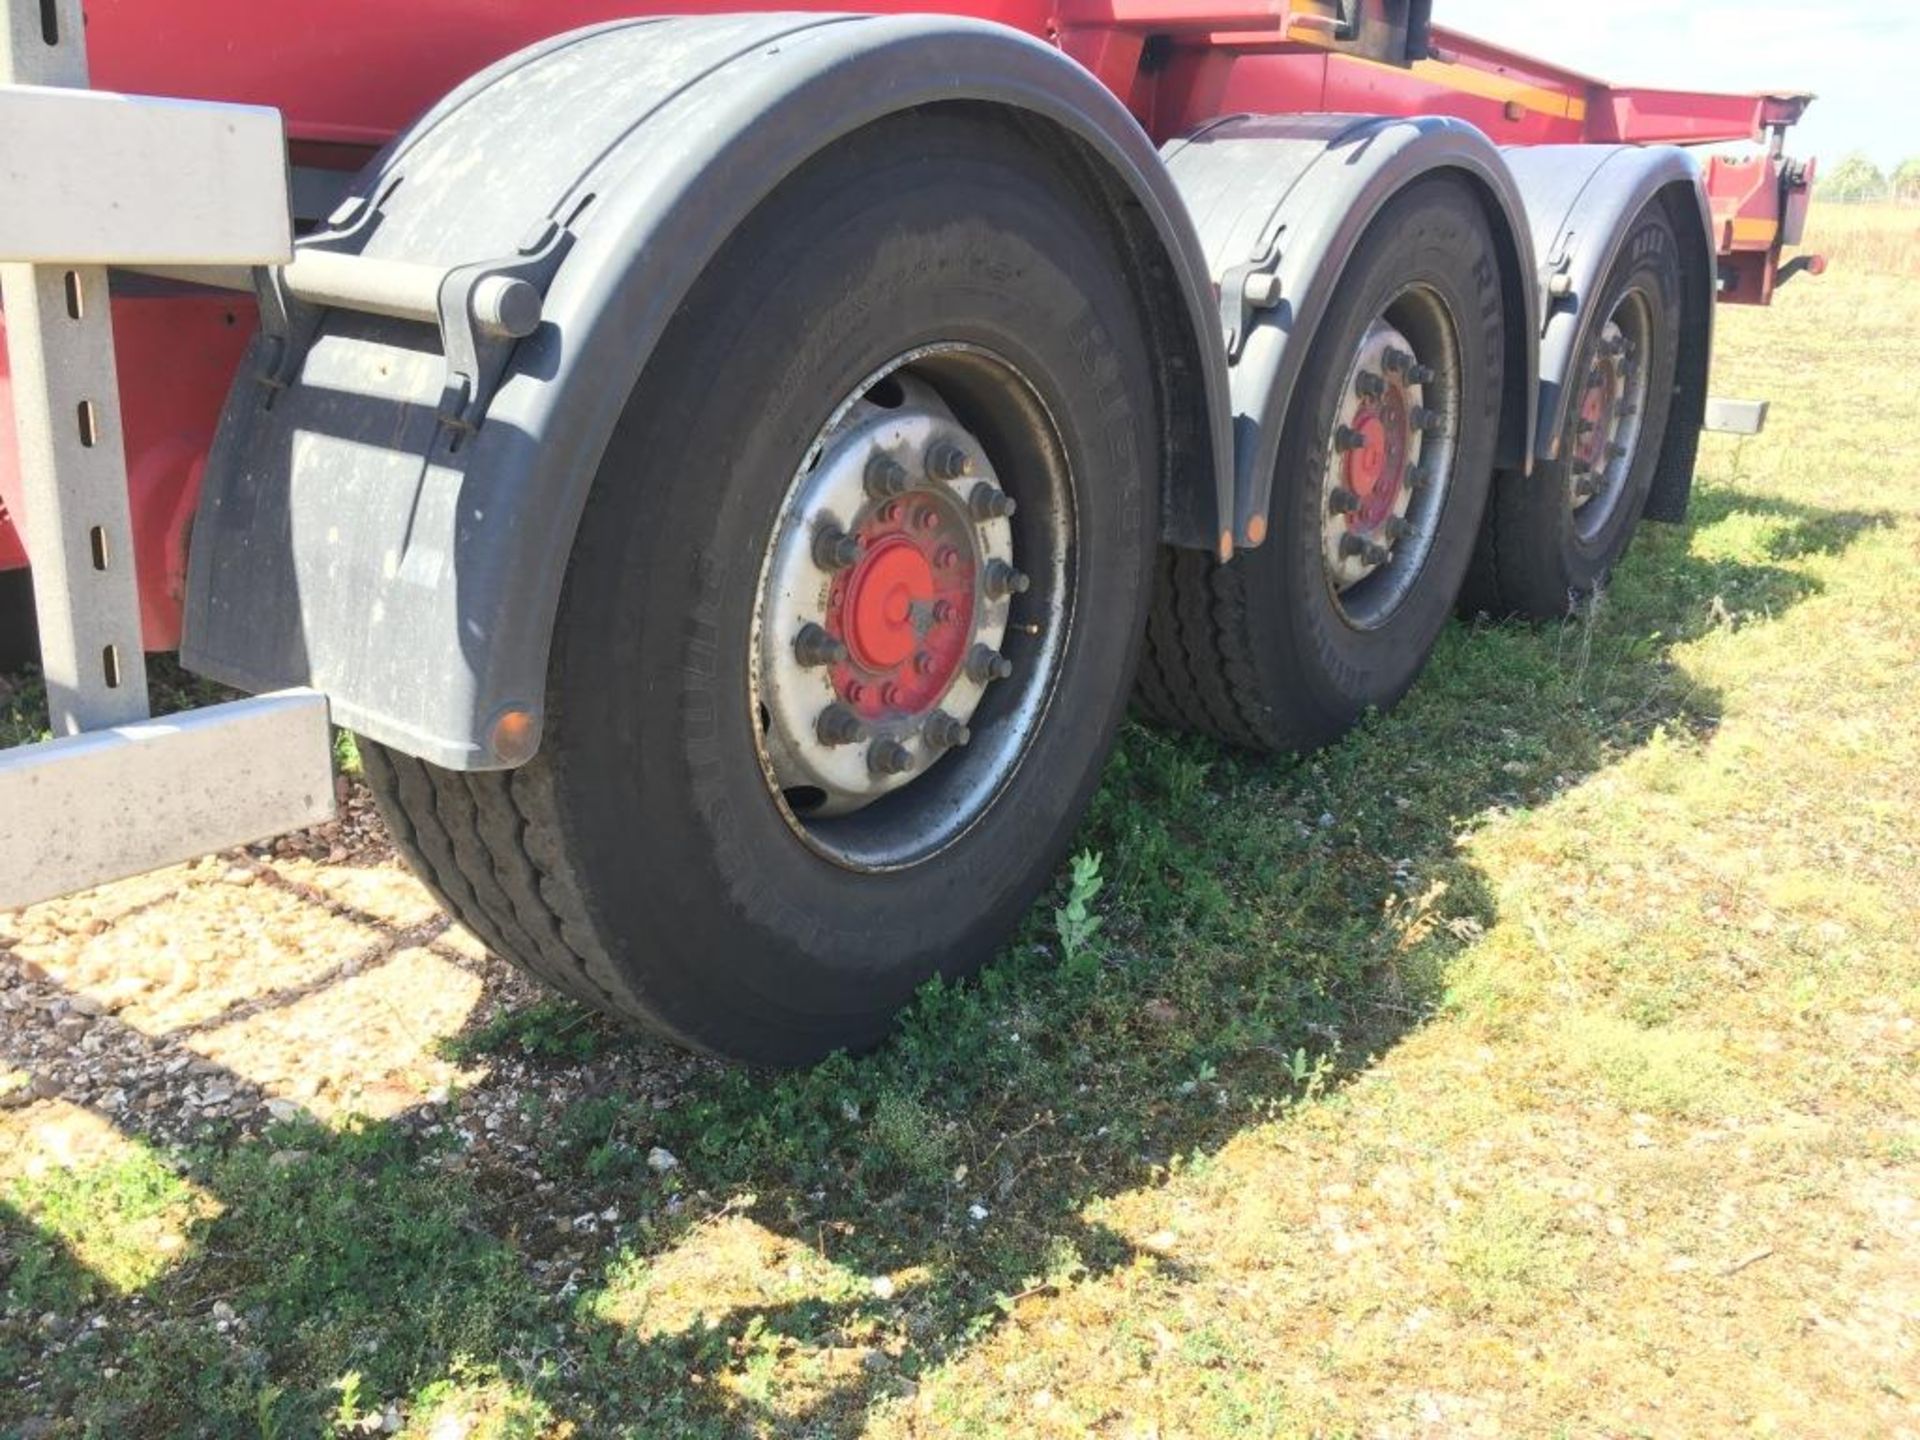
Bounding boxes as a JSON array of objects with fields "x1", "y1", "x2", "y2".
[{"x1": 1816, "y1": 153, "x2": 1920, "y2": 203}]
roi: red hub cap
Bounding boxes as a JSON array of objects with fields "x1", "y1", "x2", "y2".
[
  {"x1": 1346, "y1": 385, "x2": 1411, "y2": 531},
  {"x1": 1575, "y1": 358, "x2": 1618, "y2": 472},
  {"x1": 826, "y1": 499, "x2": 976, "y2": 720}
]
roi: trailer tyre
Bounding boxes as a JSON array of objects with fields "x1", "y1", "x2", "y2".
[
  {"x1": 362, "y1": 110, "x2": 1160, "y2": 1065},
  {"x1": 1138, "y1": 175, "x2": 1503, "y2": 752},
  {"x1": 1466, "y1": 205, "x2": 1682, "y2": 617}
]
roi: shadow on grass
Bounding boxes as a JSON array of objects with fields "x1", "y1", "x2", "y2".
[{"x1": 0, "y1": 486, "x2": 1892, "y2": 1436}]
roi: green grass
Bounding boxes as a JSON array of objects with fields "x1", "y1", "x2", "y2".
[{"x1": 4, "y1": 253, "x2": 1916, "y2": 1436}]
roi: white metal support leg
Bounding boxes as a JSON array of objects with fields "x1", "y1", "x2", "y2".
[
  {"x1": 2, "y1": 0, "x2": 149, "y2": 732},
  {"x1": 0, "y1": 0, "x2": 337, "y2": 910}
]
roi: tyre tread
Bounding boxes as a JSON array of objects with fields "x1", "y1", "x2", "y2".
[
  {"x1": 1134, "y1": 547, "x2": 1274, "y2": 750},
  {"x1": 361, "y1": 742, "x2": 688, "y2": 1031}
]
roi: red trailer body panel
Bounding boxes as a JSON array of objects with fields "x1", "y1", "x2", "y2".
[{"x1": 0, "y1": 0, "x2": 1817, "y2": 649}]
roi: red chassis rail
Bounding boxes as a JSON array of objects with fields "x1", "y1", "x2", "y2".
[{"x1": 0, "y1": 0, "x2": 1814, "y2": 644}]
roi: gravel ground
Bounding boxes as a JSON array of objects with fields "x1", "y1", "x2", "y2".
[{"x1": 1, "y1": 776, "x2": 703, "y2": 1201}]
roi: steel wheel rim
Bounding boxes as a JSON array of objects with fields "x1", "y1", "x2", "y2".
[
  {"x1": 749, "y1": 344, "x2": 1075, "y2": 873},
  {"x1": 1568, "y1": 290, "x2": 1654, "y2": 542},
  {"x1": 1318, "y1": 284, "x2": 1463, "y2": 631}
]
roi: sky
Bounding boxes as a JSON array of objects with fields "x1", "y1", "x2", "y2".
[{"x1": 1438, "y1": 0, "x2": 1918, "y2": 173}]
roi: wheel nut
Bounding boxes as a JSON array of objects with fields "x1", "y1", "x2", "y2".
[
  {"x1": 931, "y1": 599, "x2": 956, "y2": 624},
  {"x1": 1329, "y1": 486, "x2": 1361, "y2": 515},
  {"x1": 1410, "y1": 407, "x2": 1441, "y2": 435},
  {"x1": 816, "y1": 704, "x2": 863, "y2": 746},
  {"x1": 1407, "y1": 363, "x2": 1436, "y2": 385},
  {"x1": 813, "y1": 524, "x2": 861, "y2": 572},
  {"x1": 1339, "y1": 533, "x2": 1389, "y2": 566},
  {"x1": 793, "y1": 622, "x2": 847, "y2": 668},
  {"x1": 968, "y1": 483, "x2": 1017, "y2": 521},
  {"x1": 868, "y1": 737, "x2": 915, "y2": 776},
  {"x1": 915, "y1": 506, "x2": 942, "y2": 533},
  {"x1": 935, "y1": 544, "x2": 960, "y2": 570},
  {"x1": 1385, "y1": 516, "x2": 1413, "y2": 541},
  {"x1": 913, "y1": 651, "x2": 937, "y2": 676},
  {"x1": 1382, "y1": 346, "x2": 1411, "y2": 374},
  {"x1": 926, "y1": 440, "x2": 974, "y2": 481},
  {"x1": 1607, "y1": 442, "x2": 1630, "y2": 460},
  {"x1": 1407, "y1": 464, "x2": 1434, "y2": 489},
  {"x1": 881, "y1": 683, "x2": 905, "y2": 707},
  {"x1": 1574, "y1": 419, "x2": 1597, "y2": 438},
  {"x1": 865, "y1": 454, "x2": 910, "y2": 500},
  {"x1": 984, "y1": 560, "x2": 1030, "y2": 600},
  {"x1": 1615, "y1": 401, "x2": 1639, "y2": 419},
  {"x1": 924, "y1": 711, "x2": 972, "y2": 750},
  {"x1": 1573, "y1": 475, "x2": 1599, "y2": 501},
  {"x1": 1334, "y1": 424, "x2": 1367, "y2": 452},
  {"x1": 967, "y1": 643, "x2": 1013, "y2": 684},
  {"x1": 1355, "y1": 370, "x2": 1385, "y2": 400}
]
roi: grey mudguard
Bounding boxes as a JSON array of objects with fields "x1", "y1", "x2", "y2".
[
  {"x1": 1161, "y1": 113, "x2": 1540, "y2": 550},
  {"x1": 1501, "y1": 145, "x2": 1715, "y2": 522},
  {"x1": 182, "y1": 14, "x2": 1234, "y2": 771}
]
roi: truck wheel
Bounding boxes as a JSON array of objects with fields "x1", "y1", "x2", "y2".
[
  {"x1": 1138, "y1": 176, "x2": 1502, "y2": 752},
  {"x1": 361, "y1": 111, "x2": 1159, "y2": 1064},
  {"x1": 1465, "y1": 204, "x2": 1682, "y2": 617}
]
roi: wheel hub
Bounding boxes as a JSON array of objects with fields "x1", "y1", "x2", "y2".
[
  {"x1": 1344, "y1": 386, "x2": 1411, "y2": 530},
  {"x1": 1567, "y1": 303, "x2": 1651, "y2": 538},
  {"x1": 830, "y1": 503, "x2": 976, "y2": 714},
  {"x1": 755, "y1": 374, "x2": 1018, "y2": 818},
  {"x1": 1322, "y1": 318, "x2": 1446, "y2": 598}
]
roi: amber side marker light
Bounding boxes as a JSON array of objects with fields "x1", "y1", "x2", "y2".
[{"x1": 489, "y1": 706, "x2": 540, "y2": 766}]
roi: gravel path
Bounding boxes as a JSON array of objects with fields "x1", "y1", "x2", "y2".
[{"x1": 1, "y1": 778, "x2": 702, "y2": 1168}]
